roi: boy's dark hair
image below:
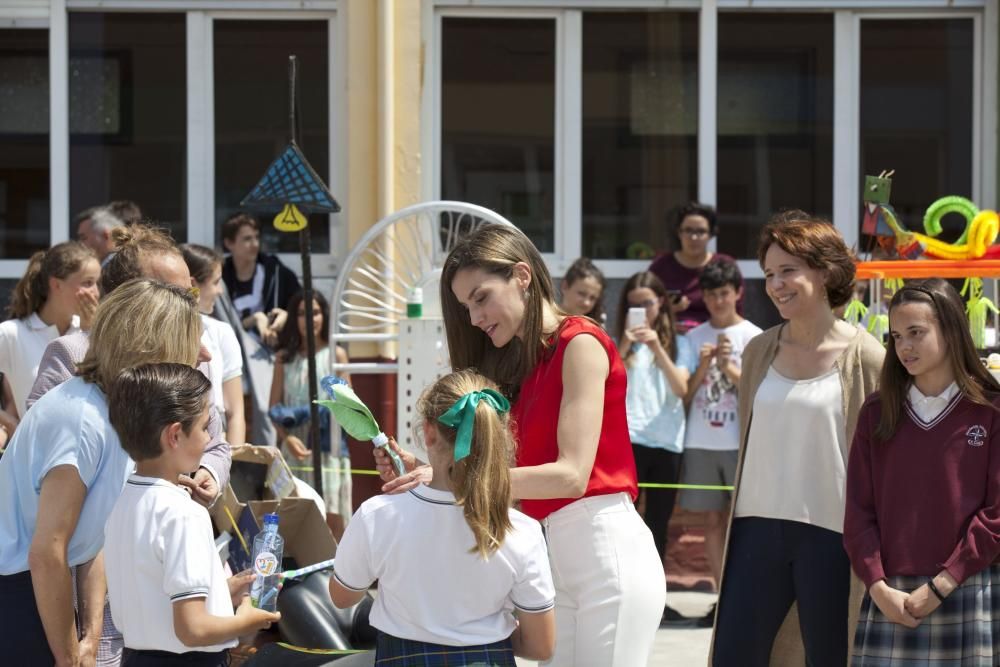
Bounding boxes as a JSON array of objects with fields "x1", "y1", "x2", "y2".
[
  {"x1": 699, "y1": 258, "x2": 742, "y2": 292},
  {"x1": 108, "y1": 363, "x2": 211, "y2": 462},
  {"x1": 221, "y1": 212, "x2": 260, "y2": 243}
]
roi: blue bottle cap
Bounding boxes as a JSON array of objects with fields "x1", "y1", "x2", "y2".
[{"x1": 263, "y1": 513, "x2": 280, "y2": 526}]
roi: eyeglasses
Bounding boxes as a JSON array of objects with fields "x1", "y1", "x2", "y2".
[
  {"x1": 679, "y1": 228, "x2": 711, "y2": 238},
  {"x1": 628, "y1": 299, "x2": 658, "y2": 309}
]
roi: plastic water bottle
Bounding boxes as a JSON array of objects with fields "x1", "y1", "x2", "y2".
[
  {"x1": 407, "y1": 287, "x2": 423, "y2": 319},
  {"x1": 249, "y1": 513, "x2": 284, "y2": 612}
]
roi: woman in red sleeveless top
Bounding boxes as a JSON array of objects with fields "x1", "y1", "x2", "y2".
[{"x1": 375, "y1": 224, "x2": 665, "y2": 666}]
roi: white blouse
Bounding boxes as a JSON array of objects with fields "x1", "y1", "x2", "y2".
[
  {"x1": 0, "y1": 313, "x2": 80, "y2": 418},
  {"x1": 735, "y1": 365, "x2": 847, "y2": 534}
]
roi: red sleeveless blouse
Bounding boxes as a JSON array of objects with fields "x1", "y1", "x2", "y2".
[{"x1": 512, "y1": 316, "x2": 638, "y2": 520}]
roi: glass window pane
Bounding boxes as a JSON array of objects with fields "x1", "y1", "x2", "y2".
[
  {"x1": 860, "y1": 19, "x2": 972, "y2": 245},
  {"x1": 214, "y1": 20, "x2": 330, "y2": 254},
  {"x1": 68, "y1": 13, "x2": 186, "y2": 241},
  {"x1": 0, "y1": 29, "x2": 50, "y2": 257},
  {"x1": 717, "y1": 14, "x2": 834, "y2": 259},
  {"x1": 441, "y1": 18, "x2": 555, "y2": 253},
  {"x1": 582, "y1": 12, "x2": 698, "y2": 259}
]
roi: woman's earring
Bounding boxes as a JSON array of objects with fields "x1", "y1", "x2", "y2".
[{"x1": 522, "y1": 289, "x2": 528, "y2": 301}]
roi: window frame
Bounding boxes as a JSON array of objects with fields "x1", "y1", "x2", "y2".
[
  {"x1": 0, "y1": 13, "x2": 56, "y2": 276},
  {"x1": 191, "y1": 8, "x2": 344, "y2": 279},
  {"x1": 0, "y1": 0, "x2": 345, "y2": 281},
  {"x1": 425, "y1": 0, "x2": 994, "y2": 281}
]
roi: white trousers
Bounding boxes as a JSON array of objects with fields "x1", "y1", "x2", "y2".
[{"x1": 541, "y1": 492, "x2": 665, "y2": 666}]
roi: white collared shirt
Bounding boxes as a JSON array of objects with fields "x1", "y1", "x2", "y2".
[
  {"x1": 0, "y1": 313, "x2": 80, "y2": 417},
  {"x1": 334, "y1": 484, "x2": 555, "y2": 646},
  {"x1": 907, "y1": 382, "x2": 960, "y2": 424},
  {"x1": 105, "y1": 474, "x2": 234, "y2": 653}
]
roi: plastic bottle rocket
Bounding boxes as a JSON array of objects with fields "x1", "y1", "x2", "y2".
[{"x1": 250, "y1": 513, "x2": 284, "y2": 612}]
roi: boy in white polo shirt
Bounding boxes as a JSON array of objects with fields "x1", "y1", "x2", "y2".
[
  {"x1": 104, "y1": 363, "x2": 279, "y2": 666},
  {"x1": 681, "y1": 259, "x2": 761, "y2": 626}
]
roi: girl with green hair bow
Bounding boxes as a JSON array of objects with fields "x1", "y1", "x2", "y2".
[{"x1": 330, "y1": 370, "x2": 556, "y2": 665}]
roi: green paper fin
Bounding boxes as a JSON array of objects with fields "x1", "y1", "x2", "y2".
[{"x1": 315, "y1": 384, "x2": 382, "y2": 442}]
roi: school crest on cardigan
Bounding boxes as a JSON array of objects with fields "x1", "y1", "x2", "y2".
[{"x1": 967, "y1": 424, "x2": 987, "y2": 447}]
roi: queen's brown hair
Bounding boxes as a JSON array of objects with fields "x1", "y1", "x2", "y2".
[{"x1": 440, "y1": 224, "x2": 562, "y2": 398}]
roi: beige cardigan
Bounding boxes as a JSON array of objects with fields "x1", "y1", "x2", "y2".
[{"x1": 709, "y1": 324, "x2": 885, "y2": 666}]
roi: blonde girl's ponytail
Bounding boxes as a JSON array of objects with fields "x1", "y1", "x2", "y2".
[
  {"x1": 419, "y1": 370, "x2": 516, "y2": 559},
  {"x1": 451, "y1": 395, "x2": 515, "y2": 558},
  {"x1": 7, "y1": 242, "x2": 96, "y2": 319}
]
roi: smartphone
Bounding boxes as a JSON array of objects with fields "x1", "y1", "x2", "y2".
[
  {"x1": 626, "y1": 307, "x2": 647, "y2": 330},
  {"x1": 666, "y1": 289, "x2": 683, "y2": 304}
]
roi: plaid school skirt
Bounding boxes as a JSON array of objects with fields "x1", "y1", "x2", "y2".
[
  {"x1": 852, "y1": 564, "x2": 1000, "y2": 666},
  {"x1": 375, "y1": 632, "x2": 516, "y2": 666}
]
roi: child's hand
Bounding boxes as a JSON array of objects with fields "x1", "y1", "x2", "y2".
[
  {"x1": 870, "y1": 580, "x2": 921, "y2": 628},
  {"x1": 374, "y1": 437, "x2": 431, "y2": 494},
  {"x1": 228, "y1": 570, "x2": 255, "y2": 607},
  {"x1": 699, "y1": 343, "x2": 717, "y2": 367},
  {"x1": 262, "y1": 308, "x2": 288, "y2": 346},
  {"x1": 904, "y1": 583, "x2": 943, "y2": 619},
  {"x1": 716, "y1": 334, "x2": 733, "y2": 370},
  {"x1": 235, "y1": 596, "x2": 280, "y2": 631},
  {"x1": 76, "y1": 288, "x2": 99, "y2": 332},
  {"x1": 284, "y1": 435, "x2": 312, "y2": 461},
  {"x1": 630, "y1": 325, "x2": 660, "y2": 349},
  {"x1": 176, "y1": 468, "x2": 220, "y2": 508}
]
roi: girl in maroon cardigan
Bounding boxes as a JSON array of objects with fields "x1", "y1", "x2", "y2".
[{"x1": 844, "y1": 278, "x2": 1000, "y2": 666}]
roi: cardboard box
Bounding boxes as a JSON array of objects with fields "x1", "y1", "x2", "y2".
[{"x1": 211, "y1": 445, "x2": 337, "y2": 573}]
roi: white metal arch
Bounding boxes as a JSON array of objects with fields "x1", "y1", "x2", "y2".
[{"x1": 329, "y1": 200, "x2": 514, "y2": 374}]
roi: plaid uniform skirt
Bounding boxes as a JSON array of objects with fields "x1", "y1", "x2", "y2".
[
  {"x1": 374, "y1": 632, "x2": 516, "y2": 666},
  {"x1": 852, "y1": 564, "x2": 1000, "y2": 666}
]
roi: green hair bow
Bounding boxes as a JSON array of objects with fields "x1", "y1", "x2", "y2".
[{"x1": 437, "y1": 389, "x2": 511, "y2": 462}]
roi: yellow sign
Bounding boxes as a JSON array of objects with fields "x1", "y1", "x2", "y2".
[{"x1": 273, "y1": 203, "x2": 307, "y2": 232}]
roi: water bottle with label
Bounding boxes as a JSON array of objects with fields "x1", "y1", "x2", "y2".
[{"x1": 249, "y1": 513, "x2": 284, "y2": 612}]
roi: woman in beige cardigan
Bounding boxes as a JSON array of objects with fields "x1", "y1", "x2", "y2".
[{"x1": 710, "y1": 212, "x2": 884, "y2": 667}]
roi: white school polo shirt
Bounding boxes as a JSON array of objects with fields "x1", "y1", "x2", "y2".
[
  {"x1": 105, "y1": 474, "x2": 235, "y2": 654},
  {"x1": 200, "y1": 314, "x2": 243, "y2": 415},
  {"x1": 334, "y1": 485, "x2": 554, "y2": 646},
  {"x1": 0, "y1": 376, "x2": 131, "y2": 574},
  {"x1": 0, "y1": 313, "x2": 80, "y2": 417}
]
